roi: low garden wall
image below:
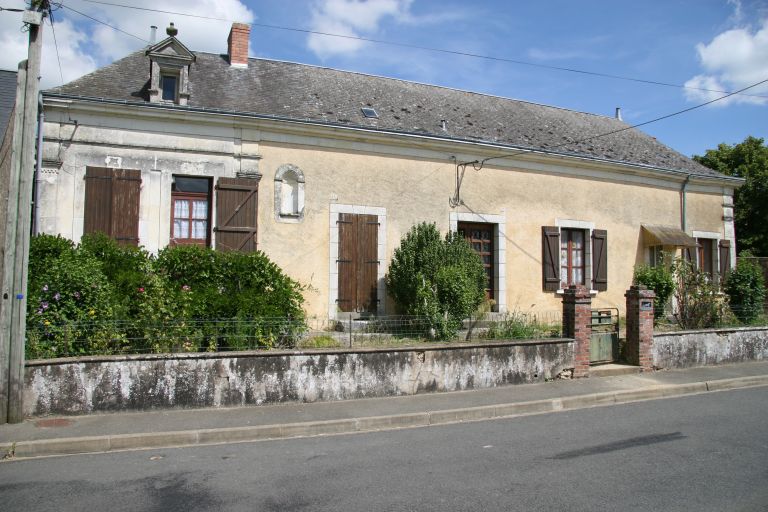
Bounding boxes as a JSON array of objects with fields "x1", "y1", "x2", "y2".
[
  {"x1": 24, "y1": 339, "x2": 573, "y2": 416},
  {"x1": 652, "y1": 327, "x2": 768, "y2": 369}
]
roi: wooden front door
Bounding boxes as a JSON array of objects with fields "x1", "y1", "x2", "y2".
[
  {"x1": 458, "y1": 222, "x2": 494, "y2": 300},
  {"x1": 337, "y1": 213, "x2": 379, "y2": 313}
]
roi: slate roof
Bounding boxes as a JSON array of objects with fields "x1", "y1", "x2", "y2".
[
  {"x1": 0, "y1": 69, "x2": 18, "y2": 139},
  {"x1": 47, "y1": 48, "x2": 726, "y2": 179}
]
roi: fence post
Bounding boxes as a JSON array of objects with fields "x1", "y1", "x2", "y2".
[
  {"x1": 348, "y1": 316, "x2": 352, "y2": 348},
  {"x1": 625, "y1": 285, "x2": 655, "y2": 371},
  {"x1": 562, "y1": 285, "x2": 592, "y2": 378}
]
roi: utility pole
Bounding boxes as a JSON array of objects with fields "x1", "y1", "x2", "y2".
[{"x1": 0, "y1": 6, "x2": 44, "y2": 424}]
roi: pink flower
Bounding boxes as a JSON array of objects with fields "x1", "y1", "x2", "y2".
[
  {"x1": 181, "y1": 285, "x2": 191, "y2": 292},
  {"x1": 138, "y1": 287, "x2": 145, "y2": 293}
]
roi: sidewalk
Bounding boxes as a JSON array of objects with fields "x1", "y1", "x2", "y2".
[{"x1": 2, "y1": 361, "x2": 768, "y2": 459}]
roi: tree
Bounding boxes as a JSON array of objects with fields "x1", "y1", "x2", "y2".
[
  {"x1": 386, "y1": 223, "x2": 486, "y2": 339},
  {"x1": 693, "y1": 136, "x2": 768, "y2": 256}
]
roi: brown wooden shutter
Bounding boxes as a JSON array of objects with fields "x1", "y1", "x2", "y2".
[
  {"x1": 84, "y1": 167, "x2": 141, "y2": 245},
  {"x1": 215, "y1": 177, "x2": 259, "y2": 252},
  {"x1": 718, "y1": 239, "x2": 731, "y2": 279},
  {"x1": 358, "y1": 214, "x2": 379, "y2": 312},
  {"x1": 542, "y1": 226, "x2": 560, "y2": 291},
  {"x1": 337, "y1": 213, "x2": 356, "y2": 311},
  {"x1": 592, "y1": 229, "x2": 608, "y2": 292}
]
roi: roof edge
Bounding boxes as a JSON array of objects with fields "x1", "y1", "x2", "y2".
[{"x1": 42, "y1": 92, "x2": 744, "y2": 186}]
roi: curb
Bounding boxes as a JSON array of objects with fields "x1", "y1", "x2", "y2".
[{"x1": 2, "y1": 375, "x2": 767, "y2": 460}]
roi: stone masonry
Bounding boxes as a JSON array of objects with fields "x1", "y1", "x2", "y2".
[
  {"x1": 562, "y1": 285, "x2": 592, "y2": 377},
  {"x1": 625, "y1": 285, "x2": 655, "y2": 371}
]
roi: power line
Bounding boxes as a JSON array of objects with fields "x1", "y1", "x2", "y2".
[
  {"x1": 48, "y1": 10, "x2": 65, "y2": 85},
  {"x1": 475, "y1": 77, "x2": 768, "y2": 168},
  {"x1": 60, "y1": 3, "x2": 146, "y2": 42},
  {"x1": 74, "y1": 0, "x2": 767, "y2": 99}
]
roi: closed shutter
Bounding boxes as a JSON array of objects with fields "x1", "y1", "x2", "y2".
[
  {"x1": 592, "y1": 229, "x2": 608, "y2": 291},
  {"x1": 337, "y1": 213, "x2": 356, "y2": 311},
  {"x1": 84, "y1": 167, "x2": 141, "y2": 245},
  {"x1": 542, "y1": 226, "x2": 560, "y2": 291},
  {"x1": 215, "y1": 177, "x2": 258, "y2": 252},
  {"x1": 718, "y1": 240, "x2": 731, "y2": 279}
]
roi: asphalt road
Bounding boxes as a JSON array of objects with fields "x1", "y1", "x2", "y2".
[{"x1": 2, "y1": 387, "x2": 767, "y2": 512}]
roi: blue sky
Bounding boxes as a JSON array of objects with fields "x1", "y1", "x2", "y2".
[{"x1": 1, "y1": 0, "x2": 766, "y2": 158}]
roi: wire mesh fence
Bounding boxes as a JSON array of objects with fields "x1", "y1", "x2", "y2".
[
  {"x1": 653, "y1": 304, "x2": 768, "y2": 332},
  {"x1": 25, "y1": 310, "x2": 564, "y2": 359}
]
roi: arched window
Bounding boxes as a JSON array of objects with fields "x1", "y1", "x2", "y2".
[{"x1": 274, "y1": 164, "x2": 305, "y2": 222}]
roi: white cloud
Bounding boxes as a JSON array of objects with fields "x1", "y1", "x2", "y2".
[
  {"x1": 84, "y1": 0, "x2": 256, "y2": 62},
  {"x1": 307, "y1": 0, "x2": 414, "y2": 58},
  {"x1": 684, "y1": 17, "x2": 768, "y2": 106},
  {"x1": 0, "y1": 0, "x2": 255, "y2": 88}
]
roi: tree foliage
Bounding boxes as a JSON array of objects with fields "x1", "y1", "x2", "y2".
[
  {"x1": 386, "y1": 223, "x2": 486, "y2": 339},
  {"x1": 724, "y1": 251, "x2": 766, "y2": 324},
  {"x1": 693, "y1": 136, "x2": 768, "y2": 256},
  {"x1": 633, "y1": 263, "x2": 675, "y2": 320}
]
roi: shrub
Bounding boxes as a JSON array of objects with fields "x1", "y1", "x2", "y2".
[
  {"x1": 671, "y1": 258, "x2": 726, "y2": 330},
  {"x1": 633, "y1": 263, "x2": 675, "y2": 320},
  {"x1": 386, "y1": 223, "x2": 485, "y2": 339},
  {"x1": 724, "y1": 251, "x2": 766, "y2": 324},
  {"x1": 26, "y1": 238, "x2": 123, "y2": 358}
]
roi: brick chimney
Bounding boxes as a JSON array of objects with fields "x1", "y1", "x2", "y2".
[{"x1": 227, "y1": 23, "x2": 250, "y2": 68}]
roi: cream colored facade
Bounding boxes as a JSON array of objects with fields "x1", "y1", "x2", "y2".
[{"x1": 39, "y1": 97, "x2": 736, "y2": 319}]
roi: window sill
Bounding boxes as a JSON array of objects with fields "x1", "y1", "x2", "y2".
[{"x1": 555, "y1": 289, "x2": 599, "y2": 296}]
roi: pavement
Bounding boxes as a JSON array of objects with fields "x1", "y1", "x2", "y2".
[{"x1": 1, "y1": 361, "x2": 767, "y2": 460}]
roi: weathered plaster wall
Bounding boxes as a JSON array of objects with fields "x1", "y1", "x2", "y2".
[
  {"x1": 652, "y1": 327, "x2": 768, "y2": 369},
  {"x1": 39, "y1": 104, "x2": 733, "y2": 319},
  {"x1": 23, "y1": 340, "x2": 573, "y2": 416}
]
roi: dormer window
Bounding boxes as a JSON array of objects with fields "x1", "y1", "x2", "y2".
[
  {"x1": 146, "y1": 24, "x2": 195, "y2": 106},
  {"x1": 161, "y1": 74, "x2": 178, "y2": 102}
]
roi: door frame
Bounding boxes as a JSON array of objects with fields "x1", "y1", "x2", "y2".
[
  {"x1": 449, "y1": 211, "x2": 507, "y2": 313},
  {"x1": 329, "y1": 204, "x2": 387, "y2": 319}
]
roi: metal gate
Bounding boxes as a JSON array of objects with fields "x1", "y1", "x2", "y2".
[{"x1": 590, "y1": 308, "x2": 619, "y2": 364}]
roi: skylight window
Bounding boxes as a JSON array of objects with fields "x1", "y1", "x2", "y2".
[{"x1": 361, "y1": 107, "x2": 379, "y2": 119}]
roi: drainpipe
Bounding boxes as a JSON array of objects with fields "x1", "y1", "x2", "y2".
[
  {"x1": 32, "y1": 92, "x2": 43, "y2": 235},
  {"x1": 680, "y1": 174, "x2": 691, "y2": 232}
]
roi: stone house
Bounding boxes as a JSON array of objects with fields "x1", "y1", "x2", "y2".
[{"x1": 37, "y1": 23, "x2": 741, "y2": 320}]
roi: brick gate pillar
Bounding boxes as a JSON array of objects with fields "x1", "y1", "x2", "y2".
[
  {"x1": 562, "y1": 285, "x2": 592, "y2": 378},
  {"x1": 625, "y1": 285, "x2": 655, "y2": 371}
]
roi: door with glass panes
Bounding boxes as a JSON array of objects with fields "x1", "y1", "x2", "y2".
[{"x1": 457, "y1": 222, "x2": 494, "y2": 301}]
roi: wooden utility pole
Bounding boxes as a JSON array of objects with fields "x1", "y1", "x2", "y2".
[{"x1": 0, "y1": 8, "x2": 43, "y2": 424}]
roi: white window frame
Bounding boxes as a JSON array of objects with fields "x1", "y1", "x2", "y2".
[
  {"x1": 691, "y1": 230, "x2": 720, "y2": 277},
  {"x1": 555, "y1": 219, "x2": 598, "y2": 294},
  {"x1": 328, "y1": 204, "x2": 387, "y2": 319},
  {"x1": 449, "y1": 211, "x2": 507, "y2": 313}
]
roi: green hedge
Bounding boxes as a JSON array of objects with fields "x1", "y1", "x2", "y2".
[{"x1": 26, "y1": 234, "x2": 306, "y2": 358}]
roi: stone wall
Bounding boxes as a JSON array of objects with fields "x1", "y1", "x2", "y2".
[
  {"x1": 24, "y1": 339, "x2": 573, "y2": 416},
  {"x1": 652, "y1": 327, "x2": 768, "y2": 369}
]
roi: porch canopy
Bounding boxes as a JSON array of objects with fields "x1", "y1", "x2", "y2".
[{"x1": 642, "y1": 225, "x2": 698, "y2": 247}]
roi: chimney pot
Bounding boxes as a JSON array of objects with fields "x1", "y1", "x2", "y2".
[
  {"x1": 149, "y1": 25, "x2": 157, "y2": 44},
  {"x1": 228, "y1": 23, "x2": 251, "y2": 68},
  {"x1": 615, "y1": 107, "x2": 622, "y2": 121}
]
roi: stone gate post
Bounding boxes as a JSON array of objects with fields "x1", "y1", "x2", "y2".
[{"x1": 562, "y1": 285, "x2": 592, "y2": 378}]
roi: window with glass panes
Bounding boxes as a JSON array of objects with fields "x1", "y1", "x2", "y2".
[
  {"x1": 457, "y1": 222, "x2": 494, "y2": 300},
  {"x1": 170, "y1": 176, "x2": 211, "y2": 246},
  {"x1": 560, "y1": 228, "x2": 586, "y2": 288}
]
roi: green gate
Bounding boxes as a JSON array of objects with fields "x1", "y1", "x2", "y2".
[{"x1": 590, "y1": 308, "x2": 619, "y2": 364}]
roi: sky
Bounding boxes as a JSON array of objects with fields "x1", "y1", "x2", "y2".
[{"x1": 0, "y1": 0, "x2": 766, "y2": 158}]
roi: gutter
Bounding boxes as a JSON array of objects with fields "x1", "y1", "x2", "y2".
[
  {"x1": 680, "y1": 174, "x2": 691, "y2": 232},
  {"x1": 41, "y1": 92, "x2": 745, "y2": 186},
  {"x1": 33, "y1": 92, "x2": 43, "y2": 235}
]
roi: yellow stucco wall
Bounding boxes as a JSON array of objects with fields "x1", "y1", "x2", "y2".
[{"x1": 255, "y1": 140, "x2": 728, "y2": 318}]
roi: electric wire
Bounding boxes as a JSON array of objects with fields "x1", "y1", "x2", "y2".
[
  {"x1": 73, "y1": 0, "x2": 767, "y2": 99},
  {"x1": 470, "y1": 76, "x2": 768, "y2": 169},
  {"x1": 48, "y1": 9, "x2": 66, "y2": 85},
  {"x1": 60, "y1": 2, "x2": 146, "y2": 42}
]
